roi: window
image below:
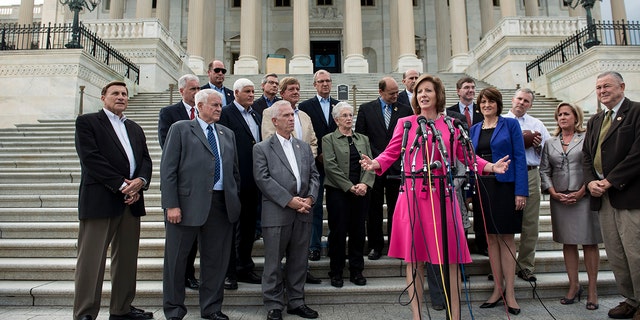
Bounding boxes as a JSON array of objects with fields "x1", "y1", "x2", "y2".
[
  {"x1": 275, "y1": 0, "x2": 291, "y2": 7},
  {"x1": 493, "y1": 0, "x2": 500, "y2": 6},
  {"x1": 361, "y1": 0, "x2": 374, "y2": 6},
  {"x1": 232, "y1": 0, "x2": 241, "y2": 7},
  {"x1": 317, "y1": 0, "x2": 333, "y2": 5}
]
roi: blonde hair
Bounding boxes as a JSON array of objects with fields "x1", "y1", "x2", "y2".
[{"x1": 553, "y1": 102, "x2": 585, "y2": 136}]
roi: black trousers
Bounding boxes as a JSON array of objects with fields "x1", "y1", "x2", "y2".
[
  {"x1": 227, "y1": 188, "x2": 259, "y2": 277},
  {"x1": 367, "y1": 175, "x2": 400, "y2": 253}
]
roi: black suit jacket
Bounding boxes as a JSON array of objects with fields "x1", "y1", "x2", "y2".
[
  {"x1": 252, "y1": 95, "x2": 281, "y2": 117},
  {"x1": 397, "y1": 90, "x2": 411, "y2": 108},
  {"x1": 355, "y1": 98, "x2": 413, "y2": 174},
  {"x1": 447, "y1": 102, "x2": 484, "y2": 129},
  {"x1": 583, "y1": 97, "x2": 640, "y2": 210},
  {"x1": 75, "y1": 109, "x2": 152, "y2": 219},
  {"x1": 201, "y1": 83, "x2": 235, "y2": 105},
  {"x1": 298, "y1": 96, "x2": 340, "y2": 158},
  {"x1": 158, "y1": 101, "x2": 190, "y2": 148},
  {"x1": 218, "y1": 103, "x2": 262, "y2": 192}
]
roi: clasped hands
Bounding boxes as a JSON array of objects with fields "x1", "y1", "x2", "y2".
[
  {"x1": 587, "y1": 179, "x2": 611, "y2": 198},
  {"x1": 121, "y1": 178, "x2": 144, "y2": 205},
  {"x1": 288, "y1": 196, "x2": 313, "y2": 214},
  {"x1": 350, "y1": 183, "x2": 368, "y2": 196}
]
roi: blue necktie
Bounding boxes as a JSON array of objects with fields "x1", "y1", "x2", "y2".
[
  {"x1": 383, "y1": 104, "x2": 391, "y2": 129},
  {"x1": 207, "y1": 125, "x2": 221, "y2": 185}
]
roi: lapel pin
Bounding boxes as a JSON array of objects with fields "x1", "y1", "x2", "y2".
[
  {"x1": 617, "y1": 117, "x2": 622, "y2": 121},
  {"x1": 394, "y1": 107, "x2": 398, "y2": 111}
]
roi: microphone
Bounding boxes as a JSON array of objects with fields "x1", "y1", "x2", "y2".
[
  {"x1": 444, "y1": 116, "x2": 456, "y2": 135},
  {"x1": 401, "y1": 121, "x2": 411, "y2": 152},
  {"x1": 408, "y1": 127, "x2": 422, "y2": 154},
  {"x1": 427, "y1": 119, "x2": 448, "y2": 159},
  {"x1": 416, "y1": 115, "x2": 430, "y2": 142},
  {"x1": 429, "y1": 160, "x2": 442, "y2": 170},
  {"x1": 453, "y1": 119, "x2": 471, "y2": 142}
]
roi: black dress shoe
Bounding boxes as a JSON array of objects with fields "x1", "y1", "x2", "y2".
[
  {"x1": 267, "y1": 309, "x2": 283, "y2": 320},
  {"x1": 508, "y1": 306, "x2": 521, "y2": 315},
  {"x1": 479, "y1": 296, "x2": 503, "y2": 308},
  {"x1": 306, "y1": 271, "x2": 322, "y2": 284},
  {"x1": 130, "y1": 306, "x2": 153, "y2": 318},
  {"x1": 237, "y1": 271, "x2": 262, "y2": 284},
  {"x1": 330, "y1": 275, "x2": 343, "y2": 288},
  {"x1": 79, "y1": 316, "x2": 93, "y2": 320},
  {"x1": 204, "y1": 311, "x2": 229, "y2": 320},
  {"x1": 167, "y1": 318, "x2": 181, "y2": 320},
  {"x1": 185, "y1": 277, "x2": 199, "y2": 290},
  {"x1": 224, "y1": 276, "x2": 238, "y2": 290},
  {"x1": 349, "y1": 272, "x2": 367, "y2": 286},
  {"x1": 308, "y1": 249, "x2": 321, "y2": 261},
  {"x1": 287, "y1": 305, "x2": 319, "y2": 319},
  {"x1": 367, "y1": 249, "x2": 381, "y2": 260},
  {"x1": 109, "y1": 311, "x2": 152, "y2": 320}
]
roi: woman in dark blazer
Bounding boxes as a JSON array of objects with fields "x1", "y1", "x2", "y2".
[
  {"x1": 540, "y1": 102, "x2": 601, "y2": 309},
  {"x1": 322, "y1": 102, "x2": 375, "y2": 288},
  {"x1": 470, "y1": 87, "x2": 528, "y2": 315}
]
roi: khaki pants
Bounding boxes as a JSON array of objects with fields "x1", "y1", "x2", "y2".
[{"x1": 517, "y1": 168, "x2": 540, "y2": 272}]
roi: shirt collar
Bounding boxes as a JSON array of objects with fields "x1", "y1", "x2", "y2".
[{"x1": 103, "y1": 108, "x2": 126, "y2": 122}]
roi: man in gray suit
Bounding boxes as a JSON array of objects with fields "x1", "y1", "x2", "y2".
[
  {"x1": 160, "y1": 89, "x2": 241, "y2": 320},
  {"x1": 253, "y1": 101, "x2": 320, "y2": 320}
]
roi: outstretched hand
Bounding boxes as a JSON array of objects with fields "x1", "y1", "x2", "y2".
[
  {"x1": 491, "y1": 155, "x2": 510, "y2": 174},
  {"x1": 359, "y1": 154, "x2": 380, "y2": 171}
]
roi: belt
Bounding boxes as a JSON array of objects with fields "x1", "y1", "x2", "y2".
[{"x1": 527, "y1": 166, "x2": 538, "y2": 171}]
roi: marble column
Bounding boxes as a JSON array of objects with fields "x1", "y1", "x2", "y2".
[
  {"x1": 18, "y1": 0, "x2": 34, "y2": 25},
  {"x1": 289, "y1": 0, "x2": 313, "y2": 74},
  {"x1": 202, "y1": 1, "x2": 216, "y2": 67},
  {"x1": 389, "y1": 1, "x2": 399, "y2": 72},
  {"x1": 109, "y1": 0, "x2": 124, "y2": 19},
  {"x1": 234, "y1": 0, "x2": 260, "y2": 74},
  {"x1": 343, "y1": 0, "x2": 368, "y2": 73},
  {"x1": 136, "y1": 0, "x2": 153, "y2": 18},
  {"x1": 500, "y1": 0, "x2": 517, "y2": 17},
  {"x1": 187, "y1": 0, "x2": 206, "y2": 74},
  {"x1": 396, "y1": 0, "x2": 423, "y2": 73},
  {"x1": 156, "y1": 0, "x2": 170, "y2": 28},
  {"x1": 611, "y1": 0, "x2": 627, "y2": 45},
  {"x1": 447, "y1": 0, "x2": 470, "y2": 72},
  {"x1": 434, "y1": 0, "x2": 451, "y2": 72},
  {"x1": 479, "y1": 0, "x2": 495, "y2": 37},
  {"x1": 524, "y1": 0, "x2": 539, "y2": 16}
]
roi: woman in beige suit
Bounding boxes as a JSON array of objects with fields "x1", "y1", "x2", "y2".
[{"x1": 540, "y1": 102, "x2": 602, "y2": 310}]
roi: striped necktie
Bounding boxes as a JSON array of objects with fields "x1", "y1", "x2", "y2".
[
  {"x1": 206, "y1": 125, "x2": 221, "y2": 185},
  {"x1": 383, "y1": 104, "x2": 391, "y2": 129}
]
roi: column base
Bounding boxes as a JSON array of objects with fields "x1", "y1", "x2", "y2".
[
  {"x1": 233, "y1": 57, "x2": 260, "y2": 75},
  {"x1": 343, "y1": 55, "x2": 369, "y2": 73},
  {"x1": 396, "y1": 55, "x2": 424, "y2": 74},
  {"x1": 188, "y1": 55, "x2": 206, "y2": 75},
  {"x1": 447, "y1": 54, "x2": 471, "y2": 73},
  {"x1": 288, "y1": 56, "x2": 314, "y2": 74}
]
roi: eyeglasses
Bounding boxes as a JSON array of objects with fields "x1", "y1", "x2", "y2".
[
  {"x1": 211, "y1": 67, "x2": 227, "y2": 74},
  {"x1": 266, "y1": 80, "x2": 279, "y2": 85},
  {"x1": 315, "y1": 79, "x2": 332, "y2": 84}
]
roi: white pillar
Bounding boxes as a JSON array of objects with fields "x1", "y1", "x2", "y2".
[
  {"x1": 500, "y1": 0, "x2": 517, "y2": 17},
  {"x1": 396, "y1": 0, "x2": 423, "y2": 73},
  {"x1": 187, "y1": 0, "x2": 205, "y2": 74},
  {"x1": 343, "y1": 0, "x2": 368, "y2": 73},
  {"x1": 136, "y1": 0, "x2": 152, "y2": 18},
  {"x1": 202, "y1": 1, "x2": 216, "y2": 67},
  {"x1": 234, "y1": 0, "x2": 260, "y2": 74},
  {"x1": 524, "y1": 0, "x2": 538, "y2": 16},
  {"x1": 434, "y1": 0, "x2": 451, "y2": 72},
  {"x1": 389, "y1": 1, "x2": 399, "y2": 71},
  {"x1": 447, "y1": 0, "x2": 470, "y2": 72},
  {"x1": 479, "y1": 0, "x2": 494, "y2": 37},
  {"x1": 611, "y1": 0, "x2": 627, "y2": 22},
  {"x1": 18, "y1": 0, "x2": 34, "y2": 25},
  {"x1": 109, "y1": 0, "x2": 124, "y2": 19},
  {"x1": 156, "y1": 0, "x2": 170, "y2": 28},
  {"x1": 289, "y1": 0, "x2": 313, "y2": 74}
]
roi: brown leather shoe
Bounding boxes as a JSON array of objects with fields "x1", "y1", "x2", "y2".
[{"x1": 608, "y1": 302, "x2": 637, "y2": 319}]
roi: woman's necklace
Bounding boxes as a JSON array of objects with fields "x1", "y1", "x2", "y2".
[
  {"x1": 559, "y1": 132, "x2": 573, "y2": 147},
  {"x1": 482, "y1": 119, "x2": 497, "y2": 129}
]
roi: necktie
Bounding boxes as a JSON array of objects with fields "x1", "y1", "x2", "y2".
[
  {"x1": 206, "y1": 125, "x2": 221, "y2": 185},
  {"x1": 383, "y1": 104, "x2": 391, "y2": 129},
  {"x1": 189, "y1": 107, "x2": 195, "y2": 120},
  {"x1": 464, "y1": 106, "x2": 472, "y2": 128},
  {"x1": 594, "y1": 110, "x2": 613, "y2": 175}
]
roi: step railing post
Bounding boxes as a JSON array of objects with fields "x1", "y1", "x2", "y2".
[
  {"x1": 169, "y1": 83, "x2": 175, "y2": 105},
  {"x1": 78, "y1": 85, "x2": 86, "y2": 116}
]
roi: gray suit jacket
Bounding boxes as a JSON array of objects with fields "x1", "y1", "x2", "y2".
[
  {"x1": 540, "y1": 132, "x2": 586, "y2": 193},
  {"x1": 252, "y1": 134, "x2": 320, "y2": 227},
  {"x1": 160, "y1": 119, "x2": 241, "y2": 226}
]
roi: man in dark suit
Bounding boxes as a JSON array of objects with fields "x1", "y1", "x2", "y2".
[
  {"x1": 253, "y1": 101, "x2": 320, "y2": 320},
  {"x1": 73, "y1": 81, "x2": 153, "y2": 320},
  {"x1": 397, "y1": 69, "x2": 419, "y2": 107},
  {"x1": 157, "y1": 74, "x2": 201, "y2": 290},
  {"x1": 161, "y1": 89, "x2": 241, "y2": 320},
  {"x1": 201, "y1": 60, "x2": 234, "y2": 106},
  {"x1": 252, "y1": 73, "x2": 281, "y2": 117},
  {"x1": 298, "y1": 69, "x2": 339, "y2": 262},
  {"x1": 583, "y1": 71, "x2": 640, "y2": 320},
  {"x1": 218, "y1": 78, "x2": 262, "y2": 290},
  {"x1": 355, "y1": 76, "x2": 413, "y2": 260},
  {"x1": 446, "y1": 77, "x2": 483, "y2": 129}
]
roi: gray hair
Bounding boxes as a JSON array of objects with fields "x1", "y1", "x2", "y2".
[
  {"x1": 178, "y1": 74, "x2": 199, "y2": 89},
  {"x1": 195, "y1": 89, "x2": 224, "y2": 106},
  {"x1": 313, "y1": 69, "x2": 331, "y2": 83},
  {"x1": 597, "y1": 71, "x2": 624, "y2": 83},
  {"x1": 515, "y1": 87, "x2": 535, "y2": 103},
  {"x1": 233, "y1": 78, "x2": 254, "y2": 92},
  {"x1": 331, "y1": 101, "x2": 354, "y2": 119},
  {"x1": 262, "y1": 73, "x2": 278, "y2": 85},
  {"x1": 269, "y1": 100, "x2": 292, "y2": 119}
]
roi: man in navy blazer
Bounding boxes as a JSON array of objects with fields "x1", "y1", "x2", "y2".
[
  {"x1": 252, "y1": 73, "x2": 281, "y2": 117},
  {"x1": 355, "y1": 76, "x2": 413, "y2": 260},
  {"x1": 74, "y1": 81, "x2": 153, "y2": 320},
  {"x1": 201, "y1": 60, "x2": 234, "y2": 106},
  {"x1": 298, "y1": 69, "x2": 340, "y2": 261},
  {"x1": 218, "y1": 78, "x2": 262, "y2": 289},
  {"x1": 397, "y1": 69, "x2": 419, "y2": 107}
]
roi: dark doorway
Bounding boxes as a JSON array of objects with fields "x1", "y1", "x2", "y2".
[{"x1": 310, "y1": 41, "x2": 341, "y2": 73}]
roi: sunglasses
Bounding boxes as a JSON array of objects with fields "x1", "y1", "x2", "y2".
[{"x1": 211, "y1": 67, "x2": 227, "y2": 74}]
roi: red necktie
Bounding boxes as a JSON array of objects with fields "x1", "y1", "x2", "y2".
[
  {"x1": 189, "y1": 107, "x2": 195, "y2": 120},
  {"x1": 464, "y1": 106, "x2": 472, "y2": 128}
]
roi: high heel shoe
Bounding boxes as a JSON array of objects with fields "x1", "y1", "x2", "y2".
[
  {"x1": 560, "y1": 286, "x2": 583, "y2": 305},
  {"x1": 508, "y1": 306, "x2": 521, "y2": 315},
  {"x1": 479, "y1": 295, "x2": 503, "y2": 308},
  {"x1": 586, "y1": 302, "x2": 599, "y2": 310}
]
